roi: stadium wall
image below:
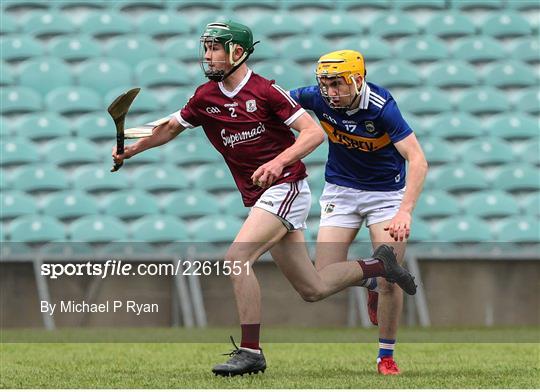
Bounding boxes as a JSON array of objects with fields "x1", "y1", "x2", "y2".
[{"x1": 1, "y1": 260, "x2": 538, "y2": 328}]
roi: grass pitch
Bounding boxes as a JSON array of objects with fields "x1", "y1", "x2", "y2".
[{"x1": 1, "y1": 327, "x2": 539, "y2": 388}]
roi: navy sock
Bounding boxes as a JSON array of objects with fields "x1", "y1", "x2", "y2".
[{"x1": 378, "y1": 338, "x2": 395, "y2": 359}]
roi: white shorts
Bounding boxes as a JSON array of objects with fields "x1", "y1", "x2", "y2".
[
  {"x1": 319, "y1": 182, "x2": 404, "y2": 228},
  {"x1": 253, "y1": 179, "x2": 311, "y2": 231}
]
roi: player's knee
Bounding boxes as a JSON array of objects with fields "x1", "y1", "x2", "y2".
[{"x1": 298, "y1": 286, "x2": 325, "y2": 302}]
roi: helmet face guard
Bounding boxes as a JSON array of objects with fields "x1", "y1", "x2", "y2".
[
  {"x1": 199, "y1": 21, "x2": 259, "y2": 82},
  {"x1": 315, "y1": 50, "x2": 366, "y2": 110},
  {"x1": 317, "y1": 74, "x2": 360, "y2": 110}
]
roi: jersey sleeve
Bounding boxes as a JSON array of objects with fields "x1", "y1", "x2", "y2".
[
  {"x1": 174, "y1": 89, "x2": 202, "y2": 129},
  {"x1": 288, "y1": 85, "x2": 319, "y2": 111},
  {"x1": 267, "y1": 83, "x2": 306, "y2": 126},
  {"x1": 379, "y1": 98, "x2": 413, "y2": 143}
]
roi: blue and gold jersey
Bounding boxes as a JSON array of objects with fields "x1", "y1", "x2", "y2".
[{"x1": 290, "y1": 82, "x2": 413, "y2": 191}]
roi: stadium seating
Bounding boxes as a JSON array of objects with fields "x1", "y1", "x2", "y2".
[
  {"x1": 1, "y1": 87, "x2": 42, "y2": 114},
  {"x1": 130, "y1": 215, "x2": 188, "y2": 242},
  {"x1": 1, "y1": 61, "x2": 14, "y2": 86},
  {"x1": 369, "y1": 61, "x2": 420, "y2": 88},
  {"x1": 78, "y1": 58, "x2": 133, "y2": 95},
  {"x1": 434, "y1": 216, "x2": 492, "y2": 242},
  {"x1": 0, "y1": 12, "x2": 17, "y2": 34},
  {"x1": 459, "y1": 138, "x2": 514, "y2": 166},
  {"x1": 514, "y1": 88, "x2": 539, "y2": 114},
  {"x1": 105, "y1": 87, "x2": 161, "y2": 114},
  {"x1": 220, "y1": 193, "x2": 249, "y2": 219},
  {"x1": 21, "y1": 10, "x2": 75, "y2": 37},
  {"x1": 522, "y1": 193, "x2": 540, "y2": 217},
  {"x1": 136, "y1": 12, "x2": 191, "y2": 37},
  {"x1": 78, "y1": 11, "x2": 133, "y2": 37},
  {"x1": 19, "y1": 112, "x2": 72, "y2": 140},
  {"x1": 341, "y1": 36, "x2": 392, "y2": 62},
  {"x1": 494, "y1": 217, "x2": 540, "y2": 242},
  {"x1": 1, "y1": 137, "x2": 39, "y2": 166},
  {"x1": 452, "y1": 36, "x2": 505, "y2": 62},
  {"x1": 369, "y1": 13, "x2": 419, "y2": 37},
  {"x1": 11, "y1": 164, "x2": 68, "y2": 192},
  {"x1": 482, "y1": 12, "x2": 532, "y2": 37},
  {"x1": 421, "y1": 137, "x2": 457, "y2": 165},
  {"x1": 463, "y1": 191, "x2": 520, "y2": 218},
  {"x1": 48, "y1": 35, "x2": 102, "y2": 61},
  {"x1": 190, "y1": 215, "x2": 243, "y2": 242},
  {"x1": 398, "y1": 87, "x2": 450, "y2": 115},
  {"x1": 281, "y1": 36, "x2": 334, "y2": 63},
  {"x1": 0, "y1": 35, "x2": 44, "y2": 61},
  {"x1": 252, "y1": 61, "x2": 308, "y2": 89},
  {"x1": 72, "y1": 166, "x2": 129, "y2": 192},
  {"x1": 42, "y1": 138, "x2": 101, "y2": 165},
  {"x1": 510, "y1": 37, "x2": 540, "y2": 62},
  {"x1": 131, "y1": 165, "x2": 189, "y2": 191},
  {"x1": 163, "y1": 138, "x2": 221, "y2": 165},
  {"x1": 163, "y1": 190, "x2": 220, "y2": 218},
  {"x1": 308, "y1": 14, "x2": 362, "y2": 38},
  {"x1": 75, "y1": 112, "x2": 113, "y2": 141},
  {"x1": 431, "y1": 165, "x2": 489, "y2": 192},
  {"x1": 192, "y1": 163, "x2": 237, "y2": 192},
  {"x1": 486, "y1": 114, "x2": 538, "y2": 139},
  {"x1": 483, "y1": 60, "x2": 536, "y2": 88},
  {"x1": 135, "y1": 58, "x2": 190, "y2": 87},
  {"x1": 491, "y1": 165, "x2": 540, "y2": 192},
  {"x1": 1, "y1": 191, "x2": 38, "y2": 219},
  {"x1": 102, "y1": 190, "x2": 159, "y2": 219},
  {"x1": 0, "y1": 116, "x2": 9, "y2": 138},
  {"x1": 429, "y1": 112, "x2": 482, "y2": 139},
  {"x1": 45, "y1": 86, "x2": 101, "y2": 114},
  {"x1": 396, "y1": 35, "x2": 448, "y2": 62},
  {"x1": 426, "y1": 61, "x2": 478, "y2": 88},
  {"x1": 41, "y1": 190, "x2": 99, "y2": 219},
  {"x1": 105, "y1": 35, "x2": 160, "y2": 66},
  {"x1": 415, "y1": 190, "x2": 460, "y2": 219},
  {"x1": 69, "y1": 215, "x2": 128, "y2": 242},
  {"x1": 9, "y1": 215, "x2": 65, "y2": 242},
  {"x1": 0, "y1": 0, "x2": 537, "y2": 247},
  {"x1": 424, "y1": 12, "x2": 476, "y2": 37},
  {"x1": 252, "y1": 14, "x2": 305, "y2": 37},
  {"x1": 457, "y1": 88, "x2": 508, "y2": 114}
]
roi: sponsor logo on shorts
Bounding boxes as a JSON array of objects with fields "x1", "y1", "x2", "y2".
[
  {"x1": 259, "y1": 199, "x2": 274, "y2": 207},
  {"x1": 324, "y1": 203, "x2": 335, "y2": 214}
]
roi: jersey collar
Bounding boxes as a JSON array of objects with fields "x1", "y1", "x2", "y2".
[
  {"x1": 346, "y1": 80, "x2": 370, "y2": 116},
  {"x1": 218, "y1": 68, "x2": 253, "y2": 98}
]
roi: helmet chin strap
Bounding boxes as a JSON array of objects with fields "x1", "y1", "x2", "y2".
[
  {"x1": 205, "y1": 41, "x2": 260, "y2": 82},
  {"x1": 346, "y1": 76, "x2": 363, "y2": 110}
]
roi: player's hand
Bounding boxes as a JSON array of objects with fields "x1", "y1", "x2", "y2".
[
  {"x1": 251, "y1": 158, "x2": 284, "y2": 188},
  {"x1": 111, "y1": 145, "x2": 134, "y2": 167},
  {"x1": 384, "y1": 211, "x2": 411, "y2": 242}
]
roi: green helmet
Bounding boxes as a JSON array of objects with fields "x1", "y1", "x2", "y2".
[
  {"x1": 200, "y1": 20, "x2": 259, "y2": 81},
  {"x1": 201, "y1": 20, "x2": 255, "y2": 54}
]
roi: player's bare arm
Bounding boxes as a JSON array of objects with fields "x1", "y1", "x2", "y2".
[
  {"x1": 385, "y1": 133, "x2": 428, "y2": 241},
  {"x1": 112, "y1": 117, "x2": 184, "y2": 166},
  {"x1": 251, "y1": 112, "x2": 324, "y2": 188}
]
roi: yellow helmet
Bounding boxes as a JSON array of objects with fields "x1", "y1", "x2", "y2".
[{"x1": 315, "y1": 50, "x2": 366, "y2": 84}]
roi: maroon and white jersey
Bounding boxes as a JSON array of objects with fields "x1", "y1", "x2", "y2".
[{"x1": 174, "y1": 69, "x2": 308, "y2": 207}]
